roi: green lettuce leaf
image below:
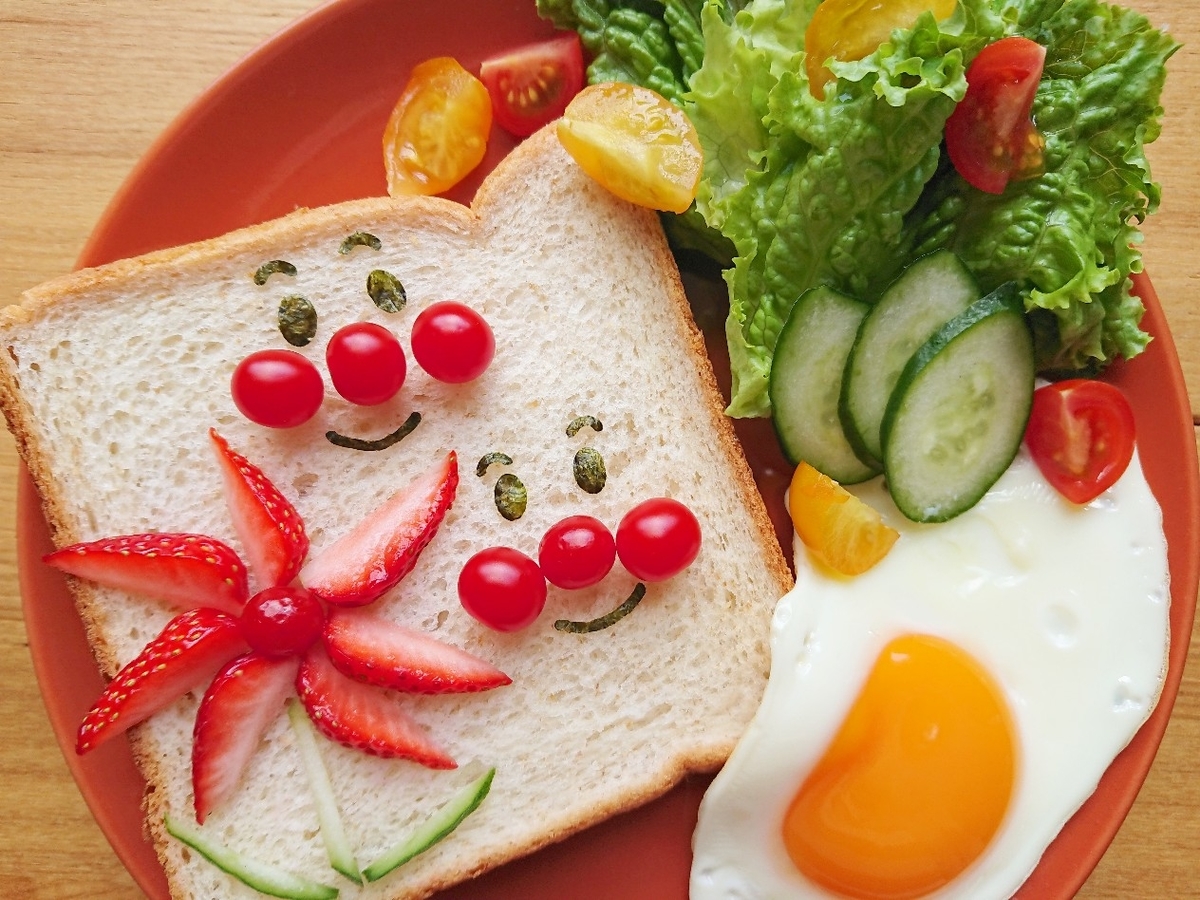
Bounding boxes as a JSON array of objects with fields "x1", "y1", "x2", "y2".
[
  {"x1": 536, "y1": 0, "x2": 710, "y2": 104},
  {"x1": 908, "y1": 1, "x2": 1178, "y2": 371},
  {"x1": 692, "y1": 0, "x2": 997, "y2": 417}
]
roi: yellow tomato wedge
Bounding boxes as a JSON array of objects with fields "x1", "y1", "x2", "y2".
[
  {"x1": 557, "y1": 82, "x2": 702, "y2": 213},
  {"x1": 383, "y1": 57, "x2": 492, "y2": 197},
  {"x1": 806, "y1": 0, "x2": 958, "y2": 99},
  {"x1": 788, "y1": 461, "x2": 899, "y2": 576}
]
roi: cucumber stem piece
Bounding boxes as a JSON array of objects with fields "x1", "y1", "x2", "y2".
[
  {"x1": 165, "y1": 813, "x2": 339, "y2": 900},
  {"x1": 362, "y1": 767, "x2": 496, "y2": 883},
  {"x1": 287, "y1": 699, "x2": 363, "y2": 884}
]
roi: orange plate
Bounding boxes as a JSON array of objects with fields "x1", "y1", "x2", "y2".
[{"x1": 17, "y1": 0, "x2": 1200, "y2": 897}]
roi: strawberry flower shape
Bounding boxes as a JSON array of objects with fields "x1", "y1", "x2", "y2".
[{"x1": 46, "y1": 429, "x2": 509, "y2": 823}]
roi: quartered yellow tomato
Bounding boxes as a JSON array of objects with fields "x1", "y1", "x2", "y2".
[
  {"x1": 788, "y1": 461, "x2": 899, "y2": 575},
  {"x1": 557, "y1": 82, "x2": 702, "y2": 214},
  {"x1": 806, "y1": 0, "x2": 958, "y2": 99},
  {"x1": 383, "y1": 57, "x2": 492, "y2": 197}
]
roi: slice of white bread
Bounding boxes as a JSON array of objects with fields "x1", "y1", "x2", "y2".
[{"x1": 0, "y1": 126, "x2": 791, "y2": 899}]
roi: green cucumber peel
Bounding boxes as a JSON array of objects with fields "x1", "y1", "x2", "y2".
[
  {"x1": 881, "y1": 281, "x2": 1035, "y2": 523},
  {"x1": 287, "y1": 699, "x2": 362, "y2": 885},
  {"x1": 362, "y1": 767, "x2": 496, "y2": 883},
  {"x1": 840, "y1": 250, "x2": 979, "y2": 462},
  {"x1": 164, "y1": 813, "x2": 339, "y2": 900},
  {"x1": 768, "y1": 285, "x2": 881, "y2": 484}
]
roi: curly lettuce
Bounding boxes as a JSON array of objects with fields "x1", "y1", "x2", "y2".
[
  {"x1": 693, "y1": 0, "x2": 1004, "y2": 415},
  {"x1": 908, "y1": 1, "x2": 1178, "y2": 372},
  {"x1": 538, "y1": 0, "x2": 1177, "y2": 416},
  {"x1": 536, "y1": 0, "x2": 710, "y2": 105}
]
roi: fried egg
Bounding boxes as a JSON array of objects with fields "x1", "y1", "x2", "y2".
[{"x1": 691, "y1": 448, "x2": 1169, "y2": 899}]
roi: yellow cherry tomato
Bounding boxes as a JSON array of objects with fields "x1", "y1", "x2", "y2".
[
  {"x1": 383, "y1": 57, "x2": 492, "y2": 197},
  {"x1": 806, "y1": 0, "x2": 958, "y2": 99},
  {"x1": 788, "y1": 461, "x2": 899, "y2": 576},
  {"x1": 557, "y1": 82, "x2": 702, "y2": 214}
]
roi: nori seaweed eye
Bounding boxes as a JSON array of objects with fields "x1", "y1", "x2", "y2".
[
  {"x1": 367, "y1": 269, "x2": 407, "y2": 313},
  {"x1": 339, "y1": 231, "x2": 382, "y2": 254},
  {"x1": 494, "y1": 473, "x2": 528, "y2": 521},
  {"x1": 253, "y1": 259, "x2": 297, "y2": 285},
  {"x1": 573, "y1": 447, "x2": 606, "y2": 494},
  {"x1": 278, "y1": 295, "x2": 318, "y2": 347}
]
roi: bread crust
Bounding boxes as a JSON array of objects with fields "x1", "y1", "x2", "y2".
[{"x1": 0, "y1": 125, "x2": 792, "y2": 899}]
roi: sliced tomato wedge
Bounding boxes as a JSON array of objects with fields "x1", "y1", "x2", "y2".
[
  {"x1": 944, "y1": 36, "x2": 1047, "y2": 195},
  {"x1": 480, "y1": 32, "x2": 585, "y2": 137},
  {"x1": 805, "y1": 0, "x2": 957, "y2": 100},
  {"x1": 383, "y1": 57, "x2": 492, "y2": 197},
  {"x1": 788, "y1": 461, "x2": 898, "y2": 576},
  {"x1": 1024, "y1": 379, "x2": 1136, "y2": 505},
  {"x1": 557, "y1": 82, "x2": 702, "y2": 213}
]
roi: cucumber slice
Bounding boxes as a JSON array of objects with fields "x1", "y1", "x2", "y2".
[
  {"x1": 881, "y1": 282, "x2": 1035, "y2": 523},
  {"x1": 165, "y1": 814, "x2": 339, "y2": 900},
  {"x1": 841, "y1": 250, "x2": 979, "y2": 462},
  {"x1": 361, "y1": 767, "x2": 495, "y2": 883},
  {"x1": 769, "y1": 286, "x2": 881, "y2": 484},
  {"x1": 287, "y1": 699, "x2": 362, "y2": 884}
]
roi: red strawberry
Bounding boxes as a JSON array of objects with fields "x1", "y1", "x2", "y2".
[
  {"x1": 192, "y1": 653, "x2": 298, "y2": 823},
  {"x1": 300, "y1": 451, "x2": 458, "y2": 607},
  {"x1": 210, "y1": 429, "x2": 309, "y2": 589},
  {"x1": 295, "y1": 646, "x2": 456, "y2": 769},
  {"x1": 45, "y1": 532, "x2": 249, "y2": 616},
  {"x1": 324, "y1": 608, "x2": 511, "y2": 694},
  {"x1": 76, "y1": 608, "x2": 247, "y2": 754}
]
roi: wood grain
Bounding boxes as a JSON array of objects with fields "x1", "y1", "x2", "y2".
[{"x1": 0, "y1": 2, "x2": 1196, "y2": 897}]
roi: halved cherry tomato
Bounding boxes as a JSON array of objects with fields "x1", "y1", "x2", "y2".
[
  {"x1": 383, "y1": 57, "x2": 492, "y2": 197},
  {"x1": 480, "y1": 33, "x2": 585, "y2": 137},
  {"x1": 458, "y1": 547, "x2": 547, "y2": 632},
  {"x1": 615, "y1": 498, "x2": 701, "y2": 582},
  {"x1": 1024, "y1": 379, "x2": 1136, "y2": 505},
  {"x1": 231, "y1": 349, "x2": 324, "y2": 429},
  {"x1": 805, "y1": 0, "x2": 957, "y2": 100},
  {"x1": 557, "y1": 82, "x2": 702, "y2": 214},
  {"x1": 788, "y1": 462, "x2": 898, "y2": 576},
  {"x1": 944, "y1": 36, "x2": 1047, "y2": 195}
]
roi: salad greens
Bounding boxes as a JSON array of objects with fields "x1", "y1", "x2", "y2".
[{"x1": 538, "y1": 0, "x2": 1178, "y2": 418}]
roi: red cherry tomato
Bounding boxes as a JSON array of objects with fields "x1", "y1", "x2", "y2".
[
  {"x1": 944, "y1": 36, "x2": 1047, "y2": 195},
  {"x1": 480, "y1": 32, "x2": 585, "y2": 137},
  {"x1": 411, "y1": 301, "x2": 495, "y2": 383},
  {"x1": 231, "y1": 349, "x2": 324, "y2": 428},
  {"x1": 239, "y1": 586, "x2": 326, "y2": 658},
  {"x1": 1024, "y1": 379, "x2": 1136, "y2": 505},
  {"x1": 538, "y1": 515, "x2": 617, "y2": 590},
  {"x1": 458, "y1": 547, "x2": 547, "y2": 632},
  {"x1": 616, "y1": 497, "x2": 701, "y2": 582},
  {"x1": 326, "y1": 322, "x2": 407, "y2": 405}
]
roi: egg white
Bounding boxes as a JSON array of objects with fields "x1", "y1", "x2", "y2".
[{"x1": 691, "y1": 448, "x2": 1170, "y2": 900}]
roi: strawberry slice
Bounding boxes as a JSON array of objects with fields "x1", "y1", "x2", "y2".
[
  {"x1": 45, "y1": 533, "x2": 249, "y2": 616},
  {"x1": 324, "y1": 608, "x2": 511, "y2": 694},
  {"x1": 76, "y1": 608, "x2": 247, "y2": 753},
  {"x1": 192, "y1": 653, "x2": 298, "y2": 824},
  {"x1": 300, "y1": 452, "x2": 458, "y2": 607},
  {"x1": 210, "y1": 429, "x2": 309, "y2": 589},
  {"x1": 295, "y1": 646, "x2": 456, "y2": 769}
]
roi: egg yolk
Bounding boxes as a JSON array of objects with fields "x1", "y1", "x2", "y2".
[{"x1": 782, "y1": 634, "x2": 1017, "y2": 899}]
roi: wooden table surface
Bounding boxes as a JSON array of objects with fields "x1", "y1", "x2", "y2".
[{"x1": 0, "y1": 2, "x2": 1197, "y2": 897}]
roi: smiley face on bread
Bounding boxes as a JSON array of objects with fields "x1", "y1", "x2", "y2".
[{"x1": 0, "y1": 128, "x2": 792, "y2": 898}]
